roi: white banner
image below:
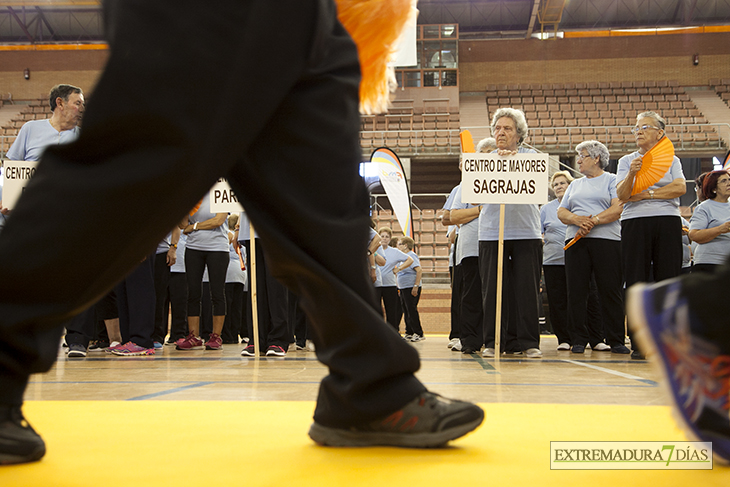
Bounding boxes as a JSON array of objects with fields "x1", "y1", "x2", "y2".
[
  {"x1": 2, "y1": 160, "x2": 39, "y2": 210},
  {"x1": 460, "y1": 152, "x2": 549, "y2": 205},
  {"x1": 209, "y1": 177, "x2": 244, "y2": 213}
]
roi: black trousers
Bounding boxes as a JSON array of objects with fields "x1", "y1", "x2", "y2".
[
  {"x1": 114, "y1": 255, "x2": 156, "y2": 349},
  {"x1": 682, "y1": 256, "x2": 730, "y2": 353},
  {"x1": 376, "y1": 286, "x2": 400, "y2": 332},
  {"x1": 288, "y1": 289, "x2": 312, "y2": 347},
  {"x1": 622, "y1": 216, "x2": 682, "y2": 351},
  {"x1": 399, "y1": 287, "x2": 423, "y2": 336},
  {"x1": 185, "y1": 249, "x2": 228, "y2": 318},
  {"x1": 241, "y1": 240, "x2": 290, "y2": 350},
  {"x1": 222, "y1": 282, "x2": 245, "y2": 343},
  {"x1": 565, "y1": 238, "x2": 625, "y2": 348},
  {"x1": 168, "y1": 272, "x2": 188, "y2": 342},
  {"x1": 153, "y1": 251, "x2": 172, "y2": 343},
  {"x1": 542, "y1": 265, "x2": 571, "y2": 345},
  {"x1": 457, "y1": 257, "x2": 483, "y2": 351},
  {"x1": 479, "y1": 239, "x2": 542, "y2": 351},
  {"x1": 450, "y1": 263, "x2": 463, "y2": 340},
  {"x1": 0, "y1": 0, "x2": 424, "y2": 425}
]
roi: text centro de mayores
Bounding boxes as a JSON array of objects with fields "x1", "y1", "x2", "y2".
[{"x1": 463, "y1": 157, "x2": 546, "y2": 195}]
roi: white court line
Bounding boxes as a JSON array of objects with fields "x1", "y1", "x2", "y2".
[{"x1": 561, "y1": 359, "x2": 656, "y2": 384}]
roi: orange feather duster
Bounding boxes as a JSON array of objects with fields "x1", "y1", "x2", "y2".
[{"x1": 335, "y1": 0, "x2": 416, "y2": 115}]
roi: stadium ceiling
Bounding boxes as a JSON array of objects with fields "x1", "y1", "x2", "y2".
[{"x1": 0, "y1": 0, "x2": 729, "y2": 43}]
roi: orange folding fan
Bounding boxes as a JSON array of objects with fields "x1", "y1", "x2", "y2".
[
  {"x1": 460, "y1": 130, "x2": 475, "y2": 153},
  {"x1": 631, "y1": 136, "x2": 675, "y2": 196}
]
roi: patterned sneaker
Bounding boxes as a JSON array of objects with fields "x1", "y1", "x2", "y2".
[
  {"x1": 241, "y1": 344, "x2": 256, "y2": 357},
  {"x1": 628, "y1": 278, "x2": 730, "y2": 464},
  {"x1": 175, "y1": 333, "x2": 204, "y2": 350},
  {"x1": 0, "y1": 406, "x2": 46, "y2": 465},
  {"x1": 104, "y1": 341, "x2": 122, "y2": 353},
  {"x1": 111, "y1": 342, "x2": 155, "y2": 356},
  {"x1": 205, "y1": 333, "x2": 223, "y2": 350},
  {"x1": 308, "y1": 391, "x2": 484, "y2": 448},
  {"x1": 266, "y1": 345, "x2": 287, "y2": 357},
  {"x1": 410, "y1": 335, "x2": 425, "y2": 342}
]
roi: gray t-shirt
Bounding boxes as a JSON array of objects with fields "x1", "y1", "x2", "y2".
[
  {"x1": 616, "y1": 150, "x2": 685, "y2": 220},
  {"x1": 7, "y1": 119, "x2": 80, "y2": 161},
  {"x1": 560, "y1": 172, "x2": 621, "y2": 241},
  {"x1": 689, "y1": 199, "x2": 730, "y2": 265}
]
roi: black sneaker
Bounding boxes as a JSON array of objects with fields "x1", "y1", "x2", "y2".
[
  {"x1": 308, "y1": 391, "x2": 484, "y2": 448},
  {"x1": 0, "y1": 406, "x2": 46, "y2": 465}
]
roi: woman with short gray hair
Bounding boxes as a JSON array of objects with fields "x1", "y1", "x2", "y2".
[
  {"x1": 557, "y1": 140, "x2": 627, "y2": 354},
  {"x1": 479, "y1": 108, "x2": 542, "y2": 358},
  {"x1": 616, "y1": 111, "x2": 686, "y2": 359}
]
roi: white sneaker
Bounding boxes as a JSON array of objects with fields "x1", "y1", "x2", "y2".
[
  {"x1": 451, "y1": 340, "x2": 462, "y2": 352},
  {"x1": 557, "y1": 342, "x2": 570, "y2": 351},
  {"x1": 592, "y1": 342, "x2": 611, "y2": 351},
  {"x1": 305, "y1": 339, "x2": 316, "y2": 352},
  {"x1": 624, "y1": 336, "x2": 630, "y2": 345},
  {"x1": 447, "y1": 338, "x2": 460, "y2": 349},
  {"x1": 524, "y1": 348, "x2": 543, "y2": 358},
  {"x1": 410, "y1": 334, "x2": 425, "y2": 342},
  {"x1": 482, "y1": 347, "x2": 495, "y2": 358}
]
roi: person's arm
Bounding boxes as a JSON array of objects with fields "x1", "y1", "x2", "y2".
[
  {"x1": 689, "y1": 220, "x2": 730, "y2": 244},
  {"x1": 411, "y1": 266, "x2": 422, "y2": 296},
  {"x1": 447, "y1": 227, "x2": 456, "y2": 245},
  {"x1": 167, "y1": 227, "x2": 181, "y2": 266},
  {"x1": 374, "y1": 252, "x2": 386, "y2": 266},
  {"x1": 450, "y1": 205, "x2": 481, "y2": 225},
  {"x1": 616, "y1": 156, "x2": 642, "y2": 202},
  {"x1": 557, "y1": 207, "x2": 595, "y2": 235},
  {"x1": 441, "y1": 210, "x2": 452, "y2": 226},
  {"x1": 392, "y1": 256, "x2": 414, "y2": 274},
  {"x1": 183, "y1": 212, "x2": 227, "y2": 234},
  {"x1": 627, "y1": 179, "x2": 686, "y2": 202},
  {"x1": 178, "y1": 215, "x2": 189, "y2": 230}
]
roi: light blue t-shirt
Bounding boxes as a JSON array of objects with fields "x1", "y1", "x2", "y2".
[
  {"x1": 237, "y1": 211, "x2": 259, "y2": 241},
  {"x1": 559, "y1": 172, "x2": 621, "y2": 241},
  {"x1": 396, "y1": 250, "x2": 421, "y2": 289},
  {"x1": 689, "y1": 199, "x2": 730, "y2": 265},
  {"x1": 450, "y1": 184, "x2": 479, "y2": 265},
  {"x1": 681, "y1": 217, "x2": 692, "y2": 268},
  {"x1": 478, "y1": 147, "x2": 541, "y2": 241},
  {"x1": 171, "y1": 234, "x2": 187, "y2": 273},
  {"x1": 7, "y1": 119, "x2": 80, "y2": 161},
  {"x1": 540, "y1": 198, "x2": 566, "y2": 265},
  {"x1": 156, "y1": 231, "x2": 172, "y2": 254},
  {"x1": 226, "y1": 243, "x2": 247, "y2": 285},
  {"x1": 443, "y1": 185, "x2": 460, "y2": 211},
  {"x1": 378, "y1": 246, "x2": 410, "y2": 287},
  {"x1": 186, "y1": 195, "x2": 229, "y2": 252},
  {"x1": 373, "y1": 248, "x2": 384, "y2": 287},
  {"x1": 616, "y1": 150, "x2": 685, "y2": 220}
]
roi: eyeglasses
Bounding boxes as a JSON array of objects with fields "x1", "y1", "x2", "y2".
[
  {"x1": 576, "y1": 153, "x2": 592, "y2": 160},
  {"x1": 631, "y1": 124, "x2": 661, "y2": 134}
]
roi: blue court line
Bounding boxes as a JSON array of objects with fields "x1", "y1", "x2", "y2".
[{"x1": 126, "y1": 382, "x2": 214, "y2": 401}]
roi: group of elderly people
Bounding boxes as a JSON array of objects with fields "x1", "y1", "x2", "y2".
[{"x1": 447, "y1": 106, "x2": 728, "y2": 360}]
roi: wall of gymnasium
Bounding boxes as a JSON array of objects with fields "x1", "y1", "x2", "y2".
[
  {"x1": 0, "y1": 50, "x2": 108, "y2": 100},
  {"x1": 459, "y1": 32, "x2": 730, "y2": 92}
]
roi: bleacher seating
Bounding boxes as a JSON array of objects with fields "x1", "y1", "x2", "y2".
[{"x1": 709, "y1": 78, "x2": 730, "y2": 110}]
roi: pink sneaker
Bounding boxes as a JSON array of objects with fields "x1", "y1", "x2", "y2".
[
  {"x1": 111, "y1": 342, "x2": 155, "y2": 356},
  {"x1": 175, "y1": 333, "x2": 203, "y2": 350},
  {"x1": 205, "y1": 333, "x2": 223, "y2": 350},
  {"x1": 104, "y1": 341, "x2": 123, "y2": 353}
]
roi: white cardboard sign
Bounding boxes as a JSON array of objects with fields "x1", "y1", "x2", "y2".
[
  {"x1": 2, "y1": 160, "x2": 39, "y2": 210},
  {"x1": 209, "y1": 177, "x2": 244, "y2": 213},
  {"x1": 460, "y1": 152, "x2": 549, "y2": 205}
]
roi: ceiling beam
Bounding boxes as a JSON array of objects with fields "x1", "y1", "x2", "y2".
[
  {"x1": 7, "y1": 6, "x2": 33, "y2": 42},
  {"x1": 525, "y1": 0, "x2": 541, "y2": 38}
]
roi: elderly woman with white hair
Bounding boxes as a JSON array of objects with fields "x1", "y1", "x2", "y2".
[
  {"x1": 479, "y1": 108, "x2": 543, "y2": 358},
  {"x1": 557, "y1": 140, "x2": 627, "y2": 354},
  {"x1": 616, "y1": 111, "x2": 686, "y2": 359}
]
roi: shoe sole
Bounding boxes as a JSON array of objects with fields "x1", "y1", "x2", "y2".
[
  {"x1": 308, "y1": 413, "x2": 484, "y2": 448},
  {"x1": 0, "y1": 444, "x2": 46, "y2": 465},
  {"x1": 111, "y1": 351, "x2": 154, "y2": 356},
  {"x1": 628, "y1": 283, "x2": 729, "y2": 466},
  {"x1": 175, "y1": 345, "x2": 204, "y2": 350},
  {"x1": 205, "y1": 345, "x2": 222, "y2": 350},
  {"x1": 67, "y1": 352, "x2": 86, "y2": 358}
]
